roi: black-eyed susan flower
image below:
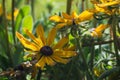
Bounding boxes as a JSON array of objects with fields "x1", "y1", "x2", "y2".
[
  {"x1": 16, "y1": 24, "x2": 76, "y2": 69},
  {"x1": 90, "y1": 24, "x2": 108, "y2": 37},
  {"x1": 49, "y1": 10, "x2": 93, "y2": 29},
  {"x1": 91, "y1": 0, "x2": 120, "y2": 15}
]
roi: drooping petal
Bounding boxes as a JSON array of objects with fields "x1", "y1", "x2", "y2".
[
  {"x1": 36, "y1": 24, "x2": 46, "y2": 45},
  {"x1": 78, "y1": 10, "x2": 93, "y2": 22},
  {"x1": 16, "y1": 32, "x2": 39, "y2": 51},
  {"x1": 95, "y1": 24, "x2": 108, "y2": 32},
  {"x1": 51, "y1": 54, "x2": 69, "y2": 64},
  {"x1": 25, "y1": 29, "x2": 43, "y2": 48},
  {"x1": 36, "y1": 56, "x2": 46, "y2": 70},
  {"x1": 55, "y1": 23, "x2": 67, "y2": 29},
  {"x1": 53, "y1": 37, "x2": 69, "y2": 49},
  {"x1": 49, "y1": 15, "x2": 65, "y2": 22},
  {"x1": 54, "y1": 50, "x2": 76, "y2": 58},
  {"x1": 47, "y1": 28, "x2": 57, "y2": 46},
  {"x1": 62, "y1": 12, "x2": 72, "y2": 19},
  {"x1": 64, "y1": 45, "x2": 76, "y2": 51},
  {"x1": 45, "y1": 57, "x2": 56, "y2": 66}
]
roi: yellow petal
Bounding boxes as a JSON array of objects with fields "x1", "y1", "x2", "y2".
[
  {"x1": 51, "y1": 54, "x2": 69, "y2": 64},
  {"x1": 45, "y1": 57, "x2": 55, "y2": 66},
  {"x1": 62, "y1": 12, "x2": 72, "y2": 19},
  {"x1": 64, "y1": 45, "x2": 76, "y2": 51},
  {"x1": 95, "y1": 24, "x2": 108, "y2": 32},
  {"x1": 36, "y1": 24, "x2": 46, "y2": 45},
  {"x1": 97, "y1": 1, "x2": 120, "y2": 7},
  {"x1": 53, "y1": 37, "x2": 69, "y2": 49},
  {"x1": 78, "y1": 10, "x2": 93, "y2": 22},
  {"x1": 47, "y1": 28, "x2": 57, "y2": 46},
  {"x1": 55, "y1": 23, "x2": 66, "y2": 29},
  {"x1": 71, "y1": 11, "x2": 78, "y2": 18},
  {"x1": 54, "y1": 50, "x2": 76, "y2": 58},
  {"x1": 16, "y1": 32, "x2": 39, "y2": 51},
  {"x1": 36, "y1": 56, "x2": 46, "y2": 69},
  {"x1": 25, "y1": 29, "x2": 43, "y2": 48},
  {"x1": 49, "y1": 15, "x2": 65, "y2": 22}
]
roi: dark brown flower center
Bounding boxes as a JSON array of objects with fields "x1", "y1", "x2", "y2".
[{"x1": 40, "y1": 46, "x2": 53, "y2": 56}]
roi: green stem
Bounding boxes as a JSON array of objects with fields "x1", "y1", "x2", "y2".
[
  {"x1": 12, "y1": 0, "x2": 16, "y2": 44},
  {"x1": 111, "y1": 16, "x2": 120, "y2": 66},
  {"x1": 31, "y1": 0, "x2": 35, "y2": 21},
  {"x1": 2, "y1": 0, "x2": 13, "y2": 66},
  {"x1": 36, "y1": 69, "x2": 42, "y2": 80},
  {"x1": 75, "y1": 37, "x2": 93, "y2": 80},
  {"x1": 90, "y1": 42, "x2": 95, "y2": 72},
  {"x1": 81, "y1": 0, "x2": 85, "y2": 11},
  {"x1": 66, "y1": 0, "x2": 73, "y2": 14}
]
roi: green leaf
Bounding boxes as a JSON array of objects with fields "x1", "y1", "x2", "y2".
[
  {"x1": 15, "y1": 5, "x2": 31, "y2": 31},
  {"x1": 21, "y1": 15, "x2": 33, "y2": 34}
]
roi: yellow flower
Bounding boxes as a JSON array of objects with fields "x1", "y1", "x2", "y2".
[
  {"x1": 49, "y1": 10, "x2": 93, "y2": 29},
  {"x1": 0, "y1": 4, "x2": 3, "y2": 16},
  {"x1": 91, "y1": 0, "x2": 120, "y2": 15},
  {"x1": 97, "y1": 0, "x2": 120, "y2": 8},
  {"x1": 6, "y1": 8, "x2": 19, "y2": 20},
  {"x1": 91, "y1": 24, "x2": 108, "y2": 37},
  {"x1": 16, "y1": 24, "x2": 76, "y2": 69}
]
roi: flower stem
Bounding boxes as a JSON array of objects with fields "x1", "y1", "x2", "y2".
[
  {"x1": 37, "y1": 69, "x2": 42, "y2": 80},
  {"x1": 12, "y1": 0, "x2": 16, "y2": 44},
  {"x1": 2, "y1": 0, "x2": 13, "y2": 66},
  {"x1": 111, "y1": 15, "x2": 120, "y2": 66},
  {"x1": 75, "y1": 37, "x2": 93, "y2": 80},
  {"x1": 31, "y1": 0, "x2": 35, "y2": 21},
  {"x1": 66, "y1": 0, "x2": 73, "y2": 14}
]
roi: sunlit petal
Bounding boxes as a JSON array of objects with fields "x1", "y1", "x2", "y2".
[
  {"x1": 49, "y1": 15, "x2": 65, "y2": 22},
  {"x1": 78, "y1": 10, "x2": 93, "y2": 22},
  {"x1": 71, "y1": 11, "x2": 78, "y2": 18},
  {"x1": 16, "y1": 32, "x2": 40, "y2": 51},
  {"x1": 62, "y1": 12, "x2": 72, "y2": 19},
  {"x1": 25, "y1": 29, "x2": 43, "y2": 48},
  {"x1": 36, "y1": 24, "x2": 46, "y2": 45}
]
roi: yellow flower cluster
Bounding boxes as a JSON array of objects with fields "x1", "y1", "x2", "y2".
[
  {"x1": 15, "y1": 0, "x2": 119, "y2": 71},
  {"x1": 0, "y1": 4, "x2": 19, "y2": 20}
]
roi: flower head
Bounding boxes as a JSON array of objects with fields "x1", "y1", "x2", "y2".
[
  {"x1": 16, "y1": 24, "x2": 76, "y2": 69},
  {"x1": 90, "y1": 24, "x2": 108, "y2": 37},
  {"x1": 91, "y1": 0, "x2": 120, "y2": 15},
  {"x1": 49, "y1": 10, "x2": 93, "y2": 29}
]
